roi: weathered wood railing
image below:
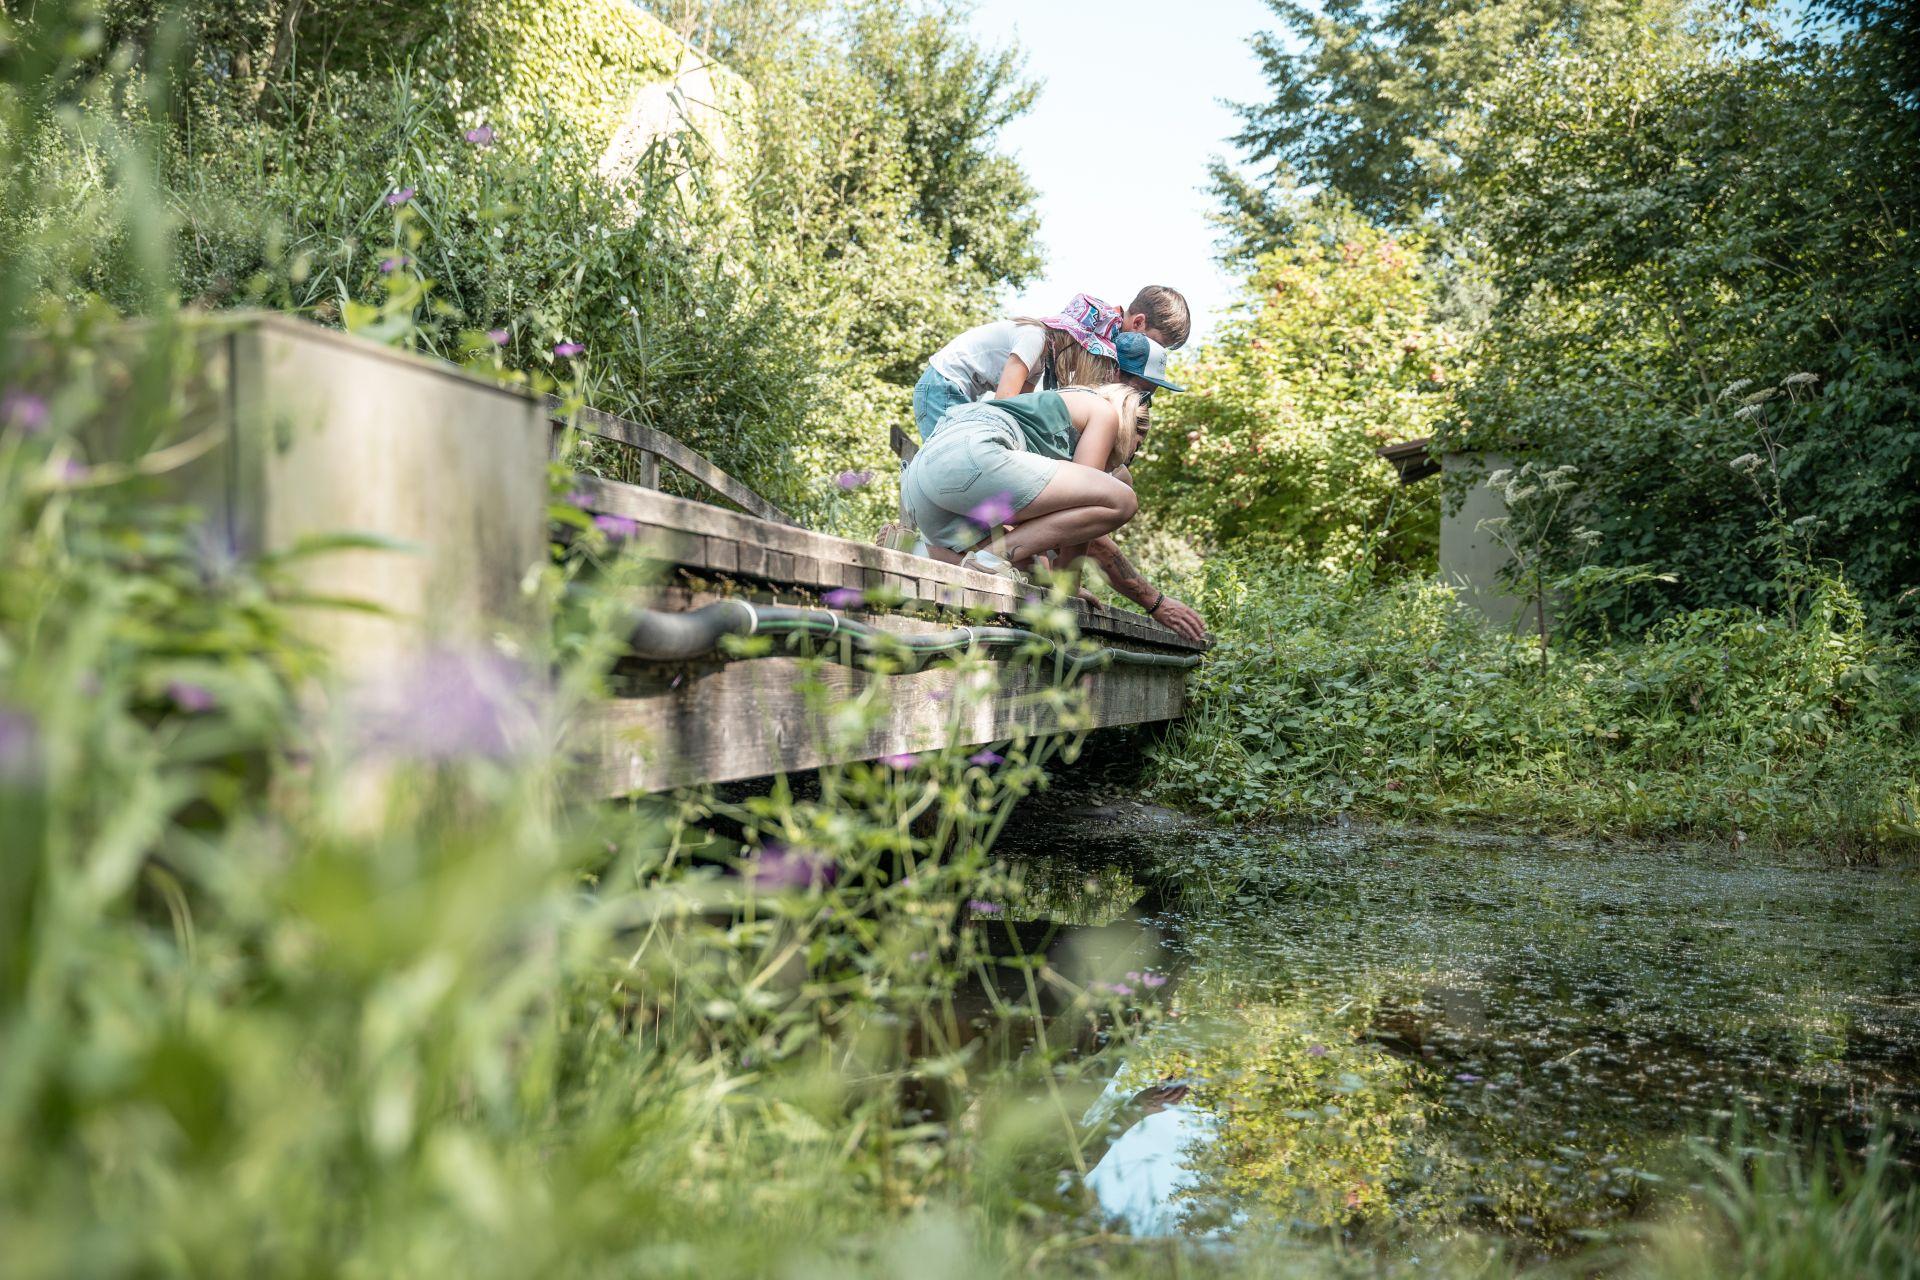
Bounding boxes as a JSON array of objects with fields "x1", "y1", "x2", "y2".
[
  {"x1": 147, "y1": 314, "x2": 1200, "y2": 796},
  {"x1": 553, "y1": 397, "x2": 795, "y2": 525}
]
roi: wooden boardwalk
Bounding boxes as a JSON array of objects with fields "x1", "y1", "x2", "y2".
[
  {"x1": 565, "y1": 406, "x2": 1206, "y2": 793},
  {"x1": 152, "y1": 314, "x2": 1203, "y2": 796}
]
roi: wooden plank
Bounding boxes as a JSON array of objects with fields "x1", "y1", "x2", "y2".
[
  {"x1": 568, "y1": 475, "x2": 1206, "y2": 651},
  {"x1": 555, "y1": 399, "x2": 795, "y2": 526},
  {"x1": 579, "y1": 652, "x2": 1187, "y2": 795},
  {"x1": 889, "y1": 424, "x2": 919, "y2": 465}
]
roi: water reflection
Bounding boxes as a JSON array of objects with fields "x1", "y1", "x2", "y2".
[{"x1": 985, "y1": 817, "x2": 1920, "y2": 1248}]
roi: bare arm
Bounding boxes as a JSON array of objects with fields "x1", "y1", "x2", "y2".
[
  {"x1": 993, "y1": 356, "x2": 1031, "y2": 399},
  {"x1": 1086, "y1": 536, "x2": 1208, "y2": 644}
]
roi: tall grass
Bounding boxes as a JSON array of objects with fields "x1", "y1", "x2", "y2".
[
  {"x1": 1149, "y1": 553, "x2": 1920, "y2": 858},
  {"x1": 5, "y1": 9, "x2": 1917, "y2": 1276}
]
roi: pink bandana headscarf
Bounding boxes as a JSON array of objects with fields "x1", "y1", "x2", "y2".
[{"x1": 1039, "y1": 292, "x2": 1123, "y2": 360}]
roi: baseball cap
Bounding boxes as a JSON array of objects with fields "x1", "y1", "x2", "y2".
[{"x1": 1114, "y1": 331, "x2": 1183, "y2": 392}]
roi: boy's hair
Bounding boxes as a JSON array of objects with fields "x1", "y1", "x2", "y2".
[{"x1": 1128, "y1": 286, "x2": 1190, "y2": 349}]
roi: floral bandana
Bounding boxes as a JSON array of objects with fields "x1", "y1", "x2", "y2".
[{"x1": 1039, "y1": 292, "x2": 1123, "y2": 360}]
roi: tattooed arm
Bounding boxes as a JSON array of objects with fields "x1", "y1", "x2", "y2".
[{"x1": 1083, "y1": 536, "x2": 1208, "y2": 644}]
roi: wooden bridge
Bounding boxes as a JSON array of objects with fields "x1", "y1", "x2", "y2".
[{"x1": 160, "y1": 314, "x2": 1204, "y2": 793}]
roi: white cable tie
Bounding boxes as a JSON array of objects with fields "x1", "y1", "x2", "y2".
[
  {"x1": 725, "y1": 598, "x2": 759, "y2": 635},
  {"x1": 961, "y1": 626, "x2": 977, "y2": 649}
]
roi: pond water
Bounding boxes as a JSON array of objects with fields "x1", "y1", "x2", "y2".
[{"x1": 981, "y1": 806, "x2": 1920, "y2": 1252}]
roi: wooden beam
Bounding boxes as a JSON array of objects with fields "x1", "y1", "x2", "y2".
[
  {"x1": 572, "y1": 475, "x2": 1206, "y2": 652},
  {"x1": 579, "y1": 649, "x2": 1185, "y2": 795},
  {"x1": 889, "y1": 423, "x2": 919, "y2": 465},
  {"x1": 553, "y1": 399, "x2": 796, "y2": 526}
]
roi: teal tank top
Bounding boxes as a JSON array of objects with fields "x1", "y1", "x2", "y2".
[{"x1": 985, "y1": 391, "x2": 1076, "y2": 460}]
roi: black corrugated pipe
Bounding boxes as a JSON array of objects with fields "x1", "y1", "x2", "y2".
[{"x1": 624, "y1": 601, "x2": 1202, "y2": 672}]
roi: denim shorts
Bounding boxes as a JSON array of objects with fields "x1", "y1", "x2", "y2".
[
  {"x1": 900, "y1": 403, "x2": 1059, "y2": 552},
  {"x1": 912, "y1": 367, "x2": 974, "y2": 441}
]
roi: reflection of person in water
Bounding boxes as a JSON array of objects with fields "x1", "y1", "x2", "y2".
[{"x1": 1082, "y1": 1080, "x2": 1215, "y2": 1237}]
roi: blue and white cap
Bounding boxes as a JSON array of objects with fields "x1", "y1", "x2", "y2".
[{"x1": 1114, "y1": 331, "x2": 1183, "y2": 392}]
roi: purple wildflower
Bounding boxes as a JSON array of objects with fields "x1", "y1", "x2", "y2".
[
  {"x1": 594, "y1": 514, "x2": 639, "y2": 540},
  {"x1": 1455, "y1": 1072, "x2": 1482, "y2": 1084},
  {"x1": 486, "y1": 328, "x2": 511, "y2": 346},
  {"x1": 1093, "y1": 981, "x2": 1135, "y2": 997},
  {"x1": 821, "y1": 587, "x2": 864, "y2": 609},
  {"x1": 748, "y1": 843, "x2": 837, "y2": 891},
  {"x1": 380, "y1": 256, "x2": 409, "y2": 274},
  {"x1": 967, "y1": 749, "x2": 1004, "y2": 767},
  {"x1": 1307, "y1": 1044, "x2": 1329, "y2": 1058},
  {"x1": 464, "y1": 124, "x2": 496, "y2": 147},
  {"x1": 386, "y1": 187, "x2": 415, "y2": 206},
  {"x1": 1, "y1": 389, "x2": 48, "y2": 434},
  {"x1": 58, "y1": 459, "x2": 89, "y2": 483},
  {"x1": 966, "y1": 899, "x2": 1002, "y2": 916},
  {"x1": 966, "y1": 492, "x2": 1016, "y2": 529},
  {"x1": 565, "y1": 490, "x2": 593, "y2": 508},
  {"x1": 834, "y1": 469, "x2": 873, "y2": 491},
  {"x1": 552, "y1": 341, "x2": 585, "y2": 358},
  {"x1": 168, "y1": 681, "x2": 216, "y2": 713},
  {"x1": 350, "y1": 647, "x2": 541, "y2": 762},
  {"x1": 1140, "y1": 971, "x2": 1168, "y2": 989},
  {"x1": 0, "y1": 707, "x2": 40, "y2": 782},
  {"x1": 879, "y1": 752, "x2": 919, "y2": 769},
  {"x1": 927, "y1": 689, "x2": 949, "y2": 704}
]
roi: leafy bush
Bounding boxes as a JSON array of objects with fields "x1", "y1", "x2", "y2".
[
  {"x1": 1141, "y1": 205, "x2": 1447, "y2": 566},
  {"x1": 1148, "y1": 553, "x2": 1920, "y2": 858},
  {"x1": 1214, "y1": 0, "x2": 1920, "y2": 631}
]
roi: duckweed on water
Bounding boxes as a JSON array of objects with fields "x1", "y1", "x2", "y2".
[{"x1": 990, "y1": 813, "x2": 1920, "y2": 1263}]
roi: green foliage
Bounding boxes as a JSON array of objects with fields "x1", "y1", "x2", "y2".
[
  {"x1": 1217, "y1": 2, "x2": 1919, "y2": 631},
  {"x1": 1214, "y1": 0, "x2": 1688, "y2": 244},
  {"x1": 38, "y1": 0, "x2": 1042, "y2": 536},
  {"x1": 1142, "y1": 206, "x2": 1446, "y2": 565},
  {"x1": 1439, "y1": 25, "x2": 1920, "y2": 628},
  {"x1": 1148, "y1": 552, "x2": 1920, "y2": 858}
]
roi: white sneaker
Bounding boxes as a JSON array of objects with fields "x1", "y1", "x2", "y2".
[{"x1": 960, "y1": 549, "x2": 1030, "y2": 584}]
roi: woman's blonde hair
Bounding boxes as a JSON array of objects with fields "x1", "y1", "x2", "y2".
[
  {"x1": 1012, "y1": 319, "x2": 1120, "y2": 391},
  {"x1": 1089, "y1": 383, "x2": 1147, "y2": 471}
]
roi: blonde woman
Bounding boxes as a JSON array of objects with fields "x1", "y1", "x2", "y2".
[{"x1": 903, "y1": 383, "x2": 1149, "y2": 580}]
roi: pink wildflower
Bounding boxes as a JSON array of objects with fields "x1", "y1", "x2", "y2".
[
  {"x1": 822, "y1": 588, "x2": 864, "y2": 609},
  {"x1": 968, "y1": 749, "x2": 1003, "y2": 767},
  {"x1": 168, "y1": 681, "x2": 216, "y2": 713},
  {"x1": 553, "y1": 341, "x2": 585, "y2": 358},
  {"x1": 594, "y1": 514, "x2": 639, "y2": 539},
  {"x1": 464, "y1": 124, "x2": 496, "y2": 147},
  {"x1": 1, "y1": 389, "x2": 48, "y2": 434},
  {"x1": 386, "y1": 187, "x2": 415, "y2": 206},
  {"x1": 966, "y1": 492, "x2": 1016, "y2": 529}
]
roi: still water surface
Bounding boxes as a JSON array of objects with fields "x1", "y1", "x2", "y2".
[{"x1": 982, "y1": 812, "x2": 1920, "y2": 1248}]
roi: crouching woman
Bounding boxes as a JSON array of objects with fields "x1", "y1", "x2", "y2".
[{"x1": 902, "y1": 385, "x2": 1145, "y2": 579}]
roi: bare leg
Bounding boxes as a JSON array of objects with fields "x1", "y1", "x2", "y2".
[{"x1": 990, "y1": 466, "x2": 1138, "y2": 564}]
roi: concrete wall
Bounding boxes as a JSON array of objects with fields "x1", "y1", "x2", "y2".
[{"x1": 1439, "y1": 450, "x2": 1525, "y2": 628}]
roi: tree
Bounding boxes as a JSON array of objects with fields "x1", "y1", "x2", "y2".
[
  {"x1": 1142, "y1": 204, "x2": 1450, "y2": 565},
  {"x1": 1210, "y1": 0, "x2": 1691, "y2": 250}
]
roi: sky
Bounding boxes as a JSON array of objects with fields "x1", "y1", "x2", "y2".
[{"x1": 960, "y1": 0, "x2": 1280, "y2": 345}]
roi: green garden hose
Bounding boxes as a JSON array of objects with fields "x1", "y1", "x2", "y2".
[{"x1": 625, "y1": 601, "x2": 1202, "y2": 672}]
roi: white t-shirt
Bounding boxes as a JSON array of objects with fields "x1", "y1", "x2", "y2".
[{"x1": 928, "y1": 320, "x2": 1047, "y2": 400}]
